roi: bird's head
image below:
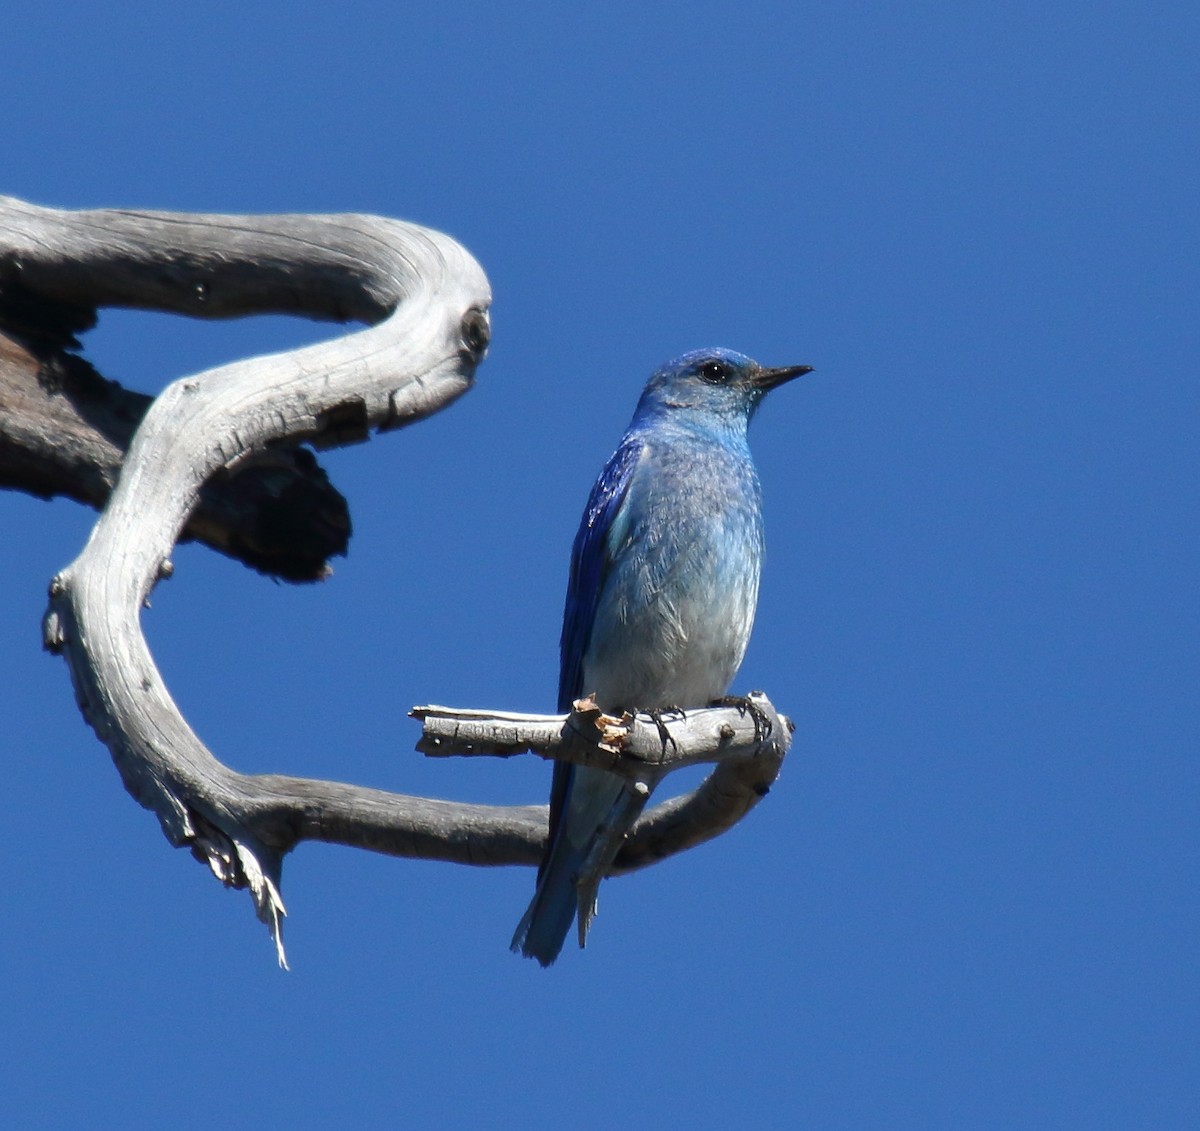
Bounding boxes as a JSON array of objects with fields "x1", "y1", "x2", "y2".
[{"x1": 635, "y1": 347, "x2": 812, "y2": 432}]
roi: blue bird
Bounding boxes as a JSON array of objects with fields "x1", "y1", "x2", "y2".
[{"x1": 512, "y1": 347, "x2": 812, "y2": 965}]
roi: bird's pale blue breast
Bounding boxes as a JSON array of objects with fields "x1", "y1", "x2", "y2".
[{"x1": 576, "y1": 421, "x2": 764, "y2": 712}]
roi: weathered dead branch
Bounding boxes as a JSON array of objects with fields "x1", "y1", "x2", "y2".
[{"x1": 0, "y1": 196, "x2": 791, "y2": 966}]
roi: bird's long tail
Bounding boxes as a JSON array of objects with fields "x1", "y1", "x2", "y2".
[
  {"x1": 512, "y1": 767, "x2": 647, "y2": 966},
  {"x1": 510, "y1": 834, "x2": 590, "y2": 967}
]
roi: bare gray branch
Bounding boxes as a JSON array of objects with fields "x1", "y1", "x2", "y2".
[
  {"x1": 413, "y1": 695, "x2": 792, "y2": 873},
  {"x1": 0, "y1": 196, "x2": 792, "y2": 966},
  {"x1": 10, "y1": 196, "x2": 491, "y2": 963}
]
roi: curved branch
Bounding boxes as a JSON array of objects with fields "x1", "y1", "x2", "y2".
[
  {"x1": 7, "y1": 196, "x2": 491, "y2": 964},
  {"x1": 3, "y1": 197, "x2": 792, "y2": 966}
]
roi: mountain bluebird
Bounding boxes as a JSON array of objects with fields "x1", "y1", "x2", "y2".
[{"x1": 511, "y1": 347, "x2": 811, "y2": 965}]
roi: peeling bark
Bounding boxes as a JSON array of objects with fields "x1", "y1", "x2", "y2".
[{"x1": 0, "y1": 329, "x2": 351, "y2": 580}]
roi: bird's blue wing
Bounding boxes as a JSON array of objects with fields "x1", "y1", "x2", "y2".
[
  {"x1": 557, "y1": 434, "x2": 643, "y2": 711},
  {"x1": 545, "y1": 434, "x2": 644, "y2": 868}
]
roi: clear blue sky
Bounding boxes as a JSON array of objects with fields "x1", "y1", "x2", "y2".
[{"x1": 3, "y1": 3, "x2": 1196, "y2": 1128}]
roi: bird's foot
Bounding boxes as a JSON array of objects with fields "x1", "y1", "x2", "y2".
[
  {"x1": 711, "y1": 694, "x2": 773, "y2": 743},
  {"x1": 641, "y1": 706, "x2": 687, "y2": 758}
]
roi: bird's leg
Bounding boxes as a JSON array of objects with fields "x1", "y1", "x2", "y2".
[{"x1": 710, "y1": 694, "x2": 773, "y2": 744}]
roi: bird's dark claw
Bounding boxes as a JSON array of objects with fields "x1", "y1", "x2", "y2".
[
  {"x1": 641, "y1": 706, "x2": 687, "y2": 758},
  {"x1": 711, "y1": 694, "x2": 773, "y2": 743}
]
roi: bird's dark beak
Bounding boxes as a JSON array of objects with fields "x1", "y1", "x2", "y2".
[{"x1": 750, "y1": 363, "x2": 814, "y2": 391}]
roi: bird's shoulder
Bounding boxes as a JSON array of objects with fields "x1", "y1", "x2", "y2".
[{"x1": 583, "y1": 432, "x2": 646, "y2": 528}]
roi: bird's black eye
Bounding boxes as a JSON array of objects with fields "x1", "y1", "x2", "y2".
[{"x1": 698, "y1": 360, "x2": 732, "y2": 384}]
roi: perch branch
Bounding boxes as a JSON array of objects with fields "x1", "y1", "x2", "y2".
[{"x1": 413, "y1": 695, "x2": 792, "y2": 874}]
